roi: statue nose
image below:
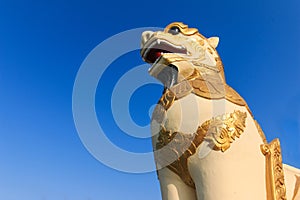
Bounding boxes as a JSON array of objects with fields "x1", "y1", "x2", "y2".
[{"x1": 141, "y1": 31, "x2": 154, "y2": 48}]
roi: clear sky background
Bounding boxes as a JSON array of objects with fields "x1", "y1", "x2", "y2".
[{"x1": 0, "y1": 0, "x2": 300, "y2": 199}]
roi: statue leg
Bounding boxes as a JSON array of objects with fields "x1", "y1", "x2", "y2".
[{"x1": 158, "y1": 168, "x2": 197, "y2": 200}]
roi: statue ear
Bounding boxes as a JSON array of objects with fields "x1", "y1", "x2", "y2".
[{"x1": 207, "y1": 37, "x2": 219, "y2": 48}]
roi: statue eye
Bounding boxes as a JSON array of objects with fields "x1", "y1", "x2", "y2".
[{"x1": 168, "y1": 26, "x2": 181, "y2": 35}]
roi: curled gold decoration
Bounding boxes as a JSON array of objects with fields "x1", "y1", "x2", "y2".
[
  {"x1": 151, "y1": 89, "x2": 175, "y2": 123},
  {"x1": 159, "y1": 89, "x2": 176, "y2": 110},
  {"x1": 261, "y1": 139, "x2": 287, "y2": 200},
  {"x1": 155, "y1": 110, "x2": 247, "y2": 188},
  {"x1": 204, "y1": 110, "x2": 247, "y2": 152}
]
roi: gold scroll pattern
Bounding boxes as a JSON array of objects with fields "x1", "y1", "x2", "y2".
[
  {"x1": 204, "y1": 110, "x2": 247, "y2": 152},
  {"x1": 155, "y1": 110, "x2": 247, "y2": 188},
  {"x1": 261, "y1": 139, "x2": 287, "y2": 200}
]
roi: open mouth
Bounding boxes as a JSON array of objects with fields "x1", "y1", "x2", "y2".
[
  {"x1": 141, "y1": 38, "x2": 187, "y2": 88},
  {"x1": 142, "y1": 39, "x2": 187, "y2": 64}
]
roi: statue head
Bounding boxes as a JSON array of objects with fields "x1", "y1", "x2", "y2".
[{"x1": 141, "y1": 22, "x2": 225, "y2": 88}]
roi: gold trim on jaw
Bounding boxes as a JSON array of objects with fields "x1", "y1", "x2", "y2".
[
  {"x1": 261, "y1": 139, "x2": 287, "y2": 200},
  {"x1": 155, "y1": 110, "x2": 247, "y2": 188}
]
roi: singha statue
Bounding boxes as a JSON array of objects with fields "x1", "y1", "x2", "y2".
[{"x1": 140, "y1": 22, "x2": 300, "y2": 200}]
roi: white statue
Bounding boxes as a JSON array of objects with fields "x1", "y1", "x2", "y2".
[{"x1": 140, "y1": 22, "x2": 300, "y2": 200}]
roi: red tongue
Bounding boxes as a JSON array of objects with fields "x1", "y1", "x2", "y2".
[{"x1": 155, "y1": 51, "x2": 162, "y2": 59}]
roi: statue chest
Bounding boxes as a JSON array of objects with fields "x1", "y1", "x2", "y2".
[{"x1": 151, "y1": 92, "x2": 241, "y2": 135}]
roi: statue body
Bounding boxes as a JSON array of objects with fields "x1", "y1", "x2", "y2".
[{"x1": 140, "y1": 22, "x2": 300, "y2": 200}]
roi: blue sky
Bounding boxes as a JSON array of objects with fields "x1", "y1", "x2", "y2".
[{"x1": 0, "y1": 0, "x2": 300, "y2": 199}]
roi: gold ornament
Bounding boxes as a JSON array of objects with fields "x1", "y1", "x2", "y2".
[
  {"x1": 261, "y1": 139, "x2": 287, "y2": 200},
  {"x1": 155, "y1": 110, "x2": 247, "y2": 188}
]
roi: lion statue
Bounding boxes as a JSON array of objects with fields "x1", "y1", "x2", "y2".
[{"x1": 140, "y1": 22, "x2": 300, "y2": 200}]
